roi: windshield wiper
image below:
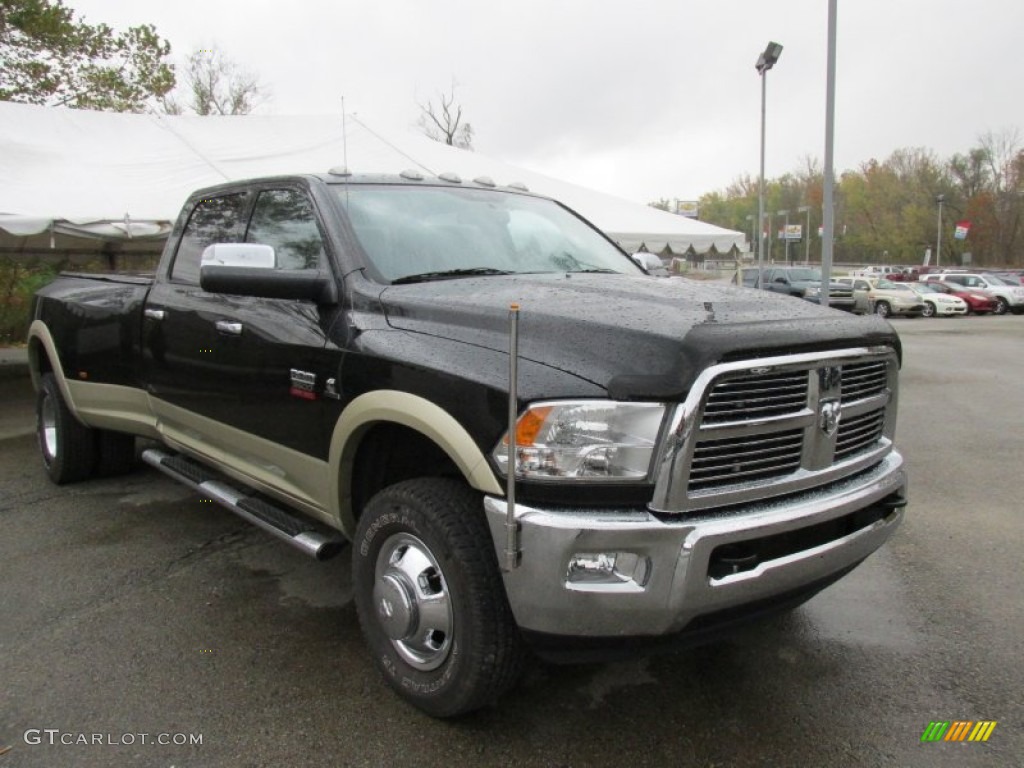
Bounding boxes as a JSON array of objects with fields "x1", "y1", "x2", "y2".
[
  {"x1": 391, "y1": 267, "x2": 515, "y2": 285},
  {"x1": 571, "y1": 268, "x2": 618, "y2": 274}
]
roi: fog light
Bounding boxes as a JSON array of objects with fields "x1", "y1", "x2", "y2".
[{"x1": 566, "y1": 552, "x2": 650, "y2": 592}]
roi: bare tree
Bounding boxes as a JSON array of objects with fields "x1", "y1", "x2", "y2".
[
  {"x1": 977, "y1": 128, "x2": 1023, "y2": 264},
  {"x1": 161, "y1": 47, "x2": 267, "y2": 116},
  {"x1": 417, "y1": 81, "x2": 473, "y2": 150}
]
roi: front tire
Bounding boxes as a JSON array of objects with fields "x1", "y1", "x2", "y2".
[
  {"x1": 874, "y1": 301, "x2": 892, "y2": 317},
  {"x1": 921, "y1": 301, "x2": 936, "y2": 318},
  {"x1": 37, "y1": 372, "x2": 97, "y2": 484},
  {"x1": 353, "y1": 478, "x2": 524, "y2": 717},
  {"x1": 994, "y1": 297, "x2": 1009, "y2": 315}
]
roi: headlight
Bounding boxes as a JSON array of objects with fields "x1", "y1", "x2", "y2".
[
  {"x1": 803, "y1": 285, "x2": 821, "y2": 298},
  {"x1": 492, "y1": 400, "x2": 666, "y2": 481}
]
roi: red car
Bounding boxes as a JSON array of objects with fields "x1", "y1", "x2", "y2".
[{"x1": 924, "y1": 280, "x2": 998, "y2": 314}]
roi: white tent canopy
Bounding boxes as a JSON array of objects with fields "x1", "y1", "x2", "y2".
[{"x1": 0, "y1": 101, "x2": 745, "y2": 254}]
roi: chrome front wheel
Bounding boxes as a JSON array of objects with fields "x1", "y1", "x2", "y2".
[
  {"x1": 373, "y1": 532, "x2": 453, "y2": 671},
  {"x1": 353, "y1": 478, "x2": 524, "y2": 717}
]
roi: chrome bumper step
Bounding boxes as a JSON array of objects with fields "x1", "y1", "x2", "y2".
[{"x1": 141, "y1": 448, "x2": 346, "y2": 561}]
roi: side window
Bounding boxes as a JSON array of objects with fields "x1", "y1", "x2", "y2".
[
  {"x1": 855, "y1": 280, "x2": 869, "y2": 291},
  {"x1": 170, "y1": 194, "x2": 247, "y2": 284},
  {"x1": 246, "y1": 188, "x2": 326, "y2": 270}
]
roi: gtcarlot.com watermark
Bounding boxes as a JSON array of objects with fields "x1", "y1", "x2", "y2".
[{"x1": 23, "y1": 729, "x2": 203, "y2": 747}]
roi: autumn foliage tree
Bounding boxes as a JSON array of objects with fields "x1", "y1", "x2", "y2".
[{"x1": 692, "y1": 131, "x2": 1024, "y2": 267}]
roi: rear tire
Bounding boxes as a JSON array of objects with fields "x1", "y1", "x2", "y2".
[
  {"x1": 994, "y1": 297, "x2": 1009, "y2": 315},
  {"x1": 921, "y1": 302, "x2": 936, "y2": 318},
  {"x1": 37, "y1": 373, "x2": 97, "y2": 484},
  {"x1": 353, "y1": 478, "x2": 525, "y2": 717},
  {"x1": 874, "y1": 301, "x2": 892, "y2": 317}
]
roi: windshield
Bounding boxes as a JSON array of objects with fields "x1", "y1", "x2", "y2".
[
  {"x1": 785, "y1": 268, "x2": 822, "y2": 281},
  {"x1": 984, "y1": 274, "x2": 1014, "y2": 286},
  {"x1": 335, "y1": 185, "x2": 640, "y2": 282}
]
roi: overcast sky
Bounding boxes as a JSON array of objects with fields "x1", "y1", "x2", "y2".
[{"x1": 70, "y1": 0, "x2": 1024, "y2": 206}]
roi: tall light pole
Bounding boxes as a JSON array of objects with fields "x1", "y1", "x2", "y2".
[
  {"x1": 935, "y1": 194, "x2": 945, "y2": 269},
  {"x1": 798, "y1": 205, "x2": 811, "y2": 264},
  {"x1": 820, "y1": 1, "x2": 837, "y2": 307},
  {"x1": 756, "y1": 41, "x2": 783, "y2": 287},
  {"x1": 778, "y1": 209, "x2": 790, "y2": 264}
]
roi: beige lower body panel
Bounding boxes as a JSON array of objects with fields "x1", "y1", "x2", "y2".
[{"x1": 61, "y1": 378, "x2": 336, "y2": 530}]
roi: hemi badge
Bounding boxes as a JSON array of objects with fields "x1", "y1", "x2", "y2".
[{"x1": 289, "y1": 369, "x2": 317, "y2": 400}]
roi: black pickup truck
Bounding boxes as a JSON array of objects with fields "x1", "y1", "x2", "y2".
[{"x1": 28, "y1": 172, "x2": 908, "y2": 717}]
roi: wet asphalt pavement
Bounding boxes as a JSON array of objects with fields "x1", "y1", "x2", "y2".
[{"x1": 1, "y1": 316, "x2": 1022, "y2": 767}]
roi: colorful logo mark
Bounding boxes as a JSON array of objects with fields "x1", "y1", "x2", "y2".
[{"x1": 921, "y1": 721, "x2": 997, "y2": 743}]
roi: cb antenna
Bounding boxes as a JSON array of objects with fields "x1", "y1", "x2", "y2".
[
  {"x1": 341, "y1": 96, "x2": 349, "y2": 173},
  {"x1": 341, "y1": 96, "x2": 350, "y2": 206}
]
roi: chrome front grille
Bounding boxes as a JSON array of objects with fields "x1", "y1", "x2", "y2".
[
  {"x1": 835, "y1": 408, "x2": 885, "y2": 461},
  {"x1": 651, "y1": 347, "x2": 899, "y2": 514},
  {"x1": 702, "y1": 371, "x2": 808, "y2": 423},
  {"x1": 841, "y1": 361, "x2": 888, "y2": 401},
  {"x1": 689, "y1": 429, "x2": 804, "y2": 490}
]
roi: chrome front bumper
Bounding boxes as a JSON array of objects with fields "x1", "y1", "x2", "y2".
[{"x1": 484, "y1": 451, "x2": 906, "y2": 639}]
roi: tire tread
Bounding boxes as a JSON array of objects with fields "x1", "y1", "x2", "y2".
[{"x1": 354, "y1": 478, "x2": 525, "y2": 717}]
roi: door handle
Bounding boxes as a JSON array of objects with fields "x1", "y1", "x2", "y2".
[
  {"x1": 215, "y1": 321, "x2": 243, "y2": 336},
  {"x1": 144, "y1": 308, "x2": 166, "y2": 321}
]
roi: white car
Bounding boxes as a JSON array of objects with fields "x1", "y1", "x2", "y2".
[
  {"x1": 908, "y1": 282, "x2": 968, "y2": 317},
  {"x1": 851, "y1": 265, "x2": 901, "y2": 278}
]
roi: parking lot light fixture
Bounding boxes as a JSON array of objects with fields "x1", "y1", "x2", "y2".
[
  {"x1": 756, "y1": 41, "x2": 783, "y2": 288},
  {"x1": 936, "y1": 194, "x2": 945, "y2": 269}
]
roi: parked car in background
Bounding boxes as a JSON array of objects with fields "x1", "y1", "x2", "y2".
[
  {"x1": 923, "y1": 280, "x2": 998, "y2": 314},
  {"x1": 836, "y1": 277, "x2": 925, "y2": 318},
  {"x1": 908, "y1": 282, "x2": 968, "y2": 317},
  {"x1": 924, "y1": 272, "x2": 1024, "y2": 315},
  {"x1": 850, "y1": 265, "x2": 900, "y2": 278},
  {"x1": 735, "y1": 267, "x2": 864, "y2": 312}
]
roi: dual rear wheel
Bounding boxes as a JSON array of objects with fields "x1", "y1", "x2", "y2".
[{"x1": 36, "y1": 373, "x2": 135, "y2": 484}]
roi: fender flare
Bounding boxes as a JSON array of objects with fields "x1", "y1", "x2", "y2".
[
  {"x1": 328, "y1": 391, "x2": 503, "y2": 535},
  {"x1": 26, "y1": 321, "x2": 78, "y2": 413}
]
